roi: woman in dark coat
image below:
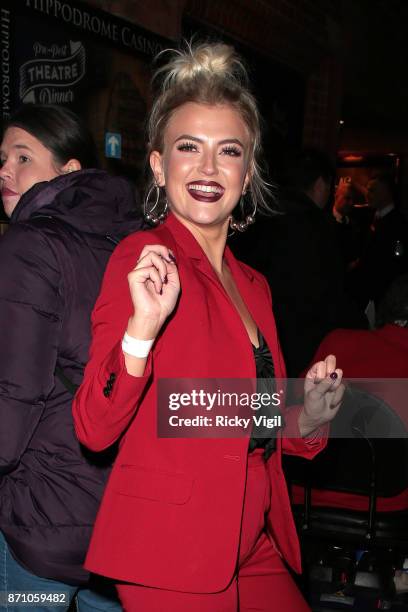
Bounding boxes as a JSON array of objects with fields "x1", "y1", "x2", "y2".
[{"x1": 0, "y1": 105, "x2": 142, "y2": 610}]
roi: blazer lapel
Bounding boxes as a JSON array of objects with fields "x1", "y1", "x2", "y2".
[
  {"x1": 225, "y1": 248, "x2": 286, "y2": 379},
  {"x1": 164, "y1": 215, "x2": 285, "y2": 377}
]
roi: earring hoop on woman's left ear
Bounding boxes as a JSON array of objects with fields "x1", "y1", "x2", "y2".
[{"x1": 230, "y1": 191, "x2": 257, "y2": 232}]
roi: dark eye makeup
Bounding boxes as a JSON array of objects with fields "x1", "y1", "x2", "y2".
[
  {"x1": 221, "y1": 145, "x2": 242, "y2": 157},
  {"x1": 177, "y1": 141, "x2": 198, "y2": 152},
  {"x1": 176, "y1": 141, "x2": 242, "y2": 157}
]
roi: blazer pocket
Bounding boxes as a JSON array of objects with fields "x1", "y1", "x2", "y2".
[{"x1": 113, "y1": 464, "x2": 194, "y2": 505}]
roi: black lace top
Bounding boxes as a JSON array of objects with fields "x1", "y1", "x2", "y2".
[{"x1": 248, "y1": 332, "x2": 284, "y2": 460}]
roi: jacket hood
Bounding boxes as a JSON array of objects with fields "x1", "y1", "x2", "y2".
[{"x1": 10, "y1": 169, "x2": 144, "y2": 240}]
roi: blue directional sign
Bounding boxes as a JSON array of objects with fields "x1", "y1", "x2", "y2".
[{"x1": 105, "y1": 132, "x2": 122, "y2": 159}]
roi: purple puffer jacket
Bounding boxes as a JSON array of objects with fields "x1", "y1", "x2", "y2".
[{"x1": 0, "y1": 169, "x2": 143, "y2": 585}]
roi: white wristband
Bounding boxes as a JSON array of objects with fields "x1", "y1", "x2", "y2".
[{"x1": 122, "y1": 332, "x2": 154, "y2": 358}]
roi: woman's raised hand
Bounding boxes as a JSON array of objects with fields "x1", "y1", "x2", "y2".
[
  {"x1": 298, "y1": 354, "x2": 345, "y2": 437},
  {"x1": 126, "y1": 245, "x2": 180, "y2": 341}
]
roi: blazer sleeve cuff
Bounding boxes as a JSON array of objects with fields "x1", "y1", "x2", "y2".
[
  {"x1": 282, "y1": 404, "x2": 328, "y2": 459},
  {"x1": 98, "y1": 340, "x2": 152, "y2": 406},
  {"x1": 73, "y1": 342, "x2": 153, "y2": 451}
]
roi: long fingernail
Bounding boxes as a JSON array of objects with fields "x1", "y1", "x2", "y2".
[
  {"x1": 159, "y1": 288, "x2": 163, "y2": 295},
  {"x1": 164, "y1": 275, "x2": 168, "y2": 284},
  {"x1": 330, "y1": 372, "x2": 338, "y2": 380},
  {"x1": 168, "y1": 253, "x2": 177, "y2": 263}
]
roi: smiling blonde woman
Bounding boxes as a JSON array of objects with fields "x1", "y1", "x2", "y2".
[{"x1": 73, "y1": 41, "x2": 344, "y2": 611}]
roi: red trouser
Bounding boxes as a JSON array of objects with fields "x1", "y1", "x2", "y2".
[{"x1": 117, "y1": 450, "x2": 310, "y2": 611}]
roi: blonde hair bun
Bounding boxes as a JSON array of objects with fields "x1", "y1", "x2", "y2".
[{"x1": 155, "y1": 41, "x2": 248, "y2": 92}]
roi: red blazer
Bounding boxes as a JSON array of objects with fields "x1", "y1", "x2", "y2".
[{"x1": 73, "y1": 213, "x2": 325, "y2": 593}]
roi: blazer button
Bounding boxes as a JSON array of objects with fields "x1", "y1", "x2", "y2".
[
  {"x1": 109, "y1": 373, "x2": 116, "y2": 382},
  {"x1": 103, "y1": 387, "x2": 110, "y2": 397}
]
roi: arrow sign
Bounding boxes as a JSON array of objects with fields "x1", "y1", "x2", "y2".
[{"x1": 105, "y1": 132, "x2": 122, "y2": 159}]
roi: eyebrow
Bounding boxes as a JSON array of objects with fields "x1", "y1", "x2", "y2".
[
  {"x1": 174, "y1": 135, "x2": 244, "y2": 147},
  {"x1": 13, "y1": 144, "x2": 34, "y2": 152},
  {"x1": 0, "y1": 144, "x2": 34, "y2": 155}
]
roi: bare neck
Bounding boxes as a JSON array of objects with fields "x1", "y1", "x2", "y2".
[{"x1": 176, "y1": 216, "x2": 230, "y2": 275}]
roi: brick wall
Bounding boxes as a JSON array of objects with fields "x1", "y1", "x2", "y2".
[
  {"x1": 85, "y1": 0, "x2": 345, "y2": 153},
  {"x1": 85, "y1": 0, "x2": 184, "y2": 39},
  {"x1": 303, "y1": 56, "x2": 343, "y2": 155},
  {"x1": 184, "y1": 0, "x2": 337, "y2": 74}
]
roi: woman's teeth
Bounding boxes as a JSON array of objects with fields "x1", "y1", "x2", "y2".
[{"x1": 188, "y1": 184, "x2": 223, "y2": 193}]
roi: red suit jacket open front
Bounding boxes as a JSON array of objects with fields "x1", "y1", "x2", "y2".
[{"x1": 73, "y1": 213, "x2": 326, "y2": 592}]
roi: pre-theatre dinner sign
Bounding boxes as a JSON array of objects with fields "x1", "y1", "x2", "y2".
[
  {"x1": 1, "y1": 0, "x2": 170, "y2": 121},
  {"x1": 19, "y1": 40, "x2": 86, "y2": 105}
]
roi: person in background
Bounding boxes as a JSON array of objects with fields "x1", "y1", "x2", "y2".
[
  {"x1": 350, "y1": 173, "x2": 408, "y2": 308},
  {"x1": 333, "y1": 180, "x2": 354, "y2": 223},
  {"x1": 0, "y1": 104, "x2": 142, "y2": 610},
  {"x1": 330, "y1": 180, "x2": 366, "y2": 272},
  {"x1": 313, "y1": 271, "x2": 408, "y2": 380},
  {"x1": 235, "y1": 149, "x2": 366, "y2": 377},
  {"x1": 72, "y1": 42, "x2": 345, "y2": 612}
]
